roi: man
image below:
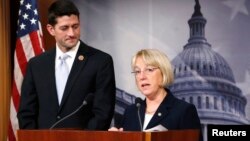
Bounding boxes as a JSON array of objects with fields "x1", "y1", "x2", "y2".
[{"x1": 17, "y1": 0, "x2": 116, "y2": 130}]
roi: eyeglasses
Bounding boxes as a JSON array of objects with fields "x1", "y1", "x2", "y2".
[{"x1": 131, "y1": 67, "x2": 159, "y2": 76}]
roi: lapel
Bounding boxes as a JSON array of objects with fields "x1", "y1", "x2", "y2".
[
  {"x1": 58, "y1": 41, "x2": 92, "y2": 112},
  {"x1": 139, "y1": 100, "x2": 146, "y2": 130},
  {"x1": 144, "y1": 89, "x2": 175, "y2": 130},
  {"x1": 44, "y1": 48, "x2": 60, "y2": 108}
]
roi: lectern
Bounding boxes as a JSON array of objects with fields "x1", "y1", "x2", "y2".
[{"x1": 17, "y1": 129, "x2": 199, "y2": 141}]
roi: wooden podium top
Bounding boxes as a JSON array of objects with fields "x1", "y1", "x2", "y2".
[{"x1": 17, "y1": 129, "x2": 199, "y2": 141}]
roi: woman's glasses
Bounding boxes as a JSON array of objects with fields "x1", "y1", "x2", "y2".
[{"x1": 132, "y1": 67, "x2": 159, "y2": 77}]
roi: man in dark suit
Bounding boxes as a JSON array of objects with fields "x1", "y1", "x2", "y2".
[{"x1": 17, "y1": 0, "x2": 116, "y2": 130}]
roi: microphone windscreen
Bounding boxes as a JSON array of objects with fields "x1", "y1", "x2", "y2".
[
  {"x1": 135, "y1": 97, "x2": 143, "y2": 107},
  {"x1": 83, "y1": 93, "x2": 94, "y2": 105}
]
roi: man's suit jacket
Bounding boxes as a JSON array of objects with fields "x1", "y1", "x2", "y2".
[
  {"x1": 121, "y1": 89, "x2": 202, "y2": 131},
  {"x1": 17, "y1": 41, "x2": 116, "y2": 130}
]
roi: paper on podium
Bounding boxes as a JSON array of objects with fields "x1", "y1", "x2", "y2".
[{"x1": 144, "y1": 124, "x2": 168, "y2": 132}]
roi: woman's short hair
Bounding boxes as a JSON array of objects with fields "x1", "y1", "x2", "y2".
[{"x1": 131, "y1": 49, "x2": 174, "y2": 86}]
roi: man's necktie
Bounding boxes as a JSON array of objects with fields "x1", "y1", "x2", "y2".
[{"x1": 56, "y1": 54, "x2": 70, "y2": 104}]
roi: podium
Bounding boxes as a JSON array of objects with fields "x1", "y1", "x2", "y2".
[{"x1": 17, "y1": 129, "x2": 199, "y2": 141}]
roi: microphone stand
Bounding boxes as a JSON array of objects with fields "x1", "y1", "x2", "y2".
[
  {"x1": 49, "y1": 101, "x2": 87, "y2": 129},
  {"x1": 135, "y1": 98, "x2": 143, "y2": 131},
  {"x1": 50, "y1": 93, "x2": 93, "y2": 129}
]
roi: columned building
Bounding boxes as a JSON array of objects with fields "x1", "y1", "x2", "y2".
[{"x1": 169, "y1": 0, "x2": 249, "y2": 140}]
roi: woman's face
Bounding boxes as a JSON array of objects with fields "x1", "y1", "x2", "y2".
[{"x1": 133, "y1": 56, "x2": 163, "y2": 97}]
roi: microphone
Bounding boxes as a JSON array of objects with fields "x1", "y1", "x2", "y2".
[
  {"x1": 49, "y1": 93, "x2": 94, "y2": 129},
  {"x1": 135, "y1": 97, "x2": 143, "y2": 131}
]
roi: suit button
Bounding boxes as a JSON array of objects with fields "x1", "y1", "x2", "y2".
[{"x1": 57, "y1": 116, "x2": 61, "y2": 119}]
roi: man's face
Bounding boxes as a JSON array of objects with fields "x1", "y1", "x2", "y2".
[{"x1": 47, "y1": 15, "x2": 80, "y2": 52}]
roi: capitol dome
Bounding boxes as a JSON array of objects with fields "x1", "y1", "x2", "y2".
[
  {"x1": 172, "y1": 43, "x2": 235, "y2": 83},
  {"x1": 169, "y1": 0, "x2": 248, "y2": 127}
]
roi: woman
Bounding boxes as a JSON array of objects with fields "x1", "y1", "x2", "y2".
[{"x1": 109, "y1": 49, "x2": 202, "y2": 137}]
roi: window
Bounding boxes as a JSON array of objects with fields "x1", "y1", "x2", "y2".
[
  {"x1": 206, "y1": 96, "x2": 209, "y2": 109},
  {"x1": 214, "y1": 97, "x2": 218, "y2": 110},
  {"x1": 189, "y1": 97, "x2": 193, "y2": 104},
  {"x1": 198, "y1": 96, "x2": 201, "y2": 109}
]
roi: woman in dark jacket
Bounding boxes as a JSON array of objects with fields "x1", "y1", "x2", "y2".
[{"x1": 109, "y1": 49, "x2": 202, "y2": 141}]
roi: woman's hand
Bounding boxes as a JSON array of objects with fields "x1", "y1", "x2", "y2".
[{"x1": 108, "y1": 127, "x2": 124, "y2": 131}]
